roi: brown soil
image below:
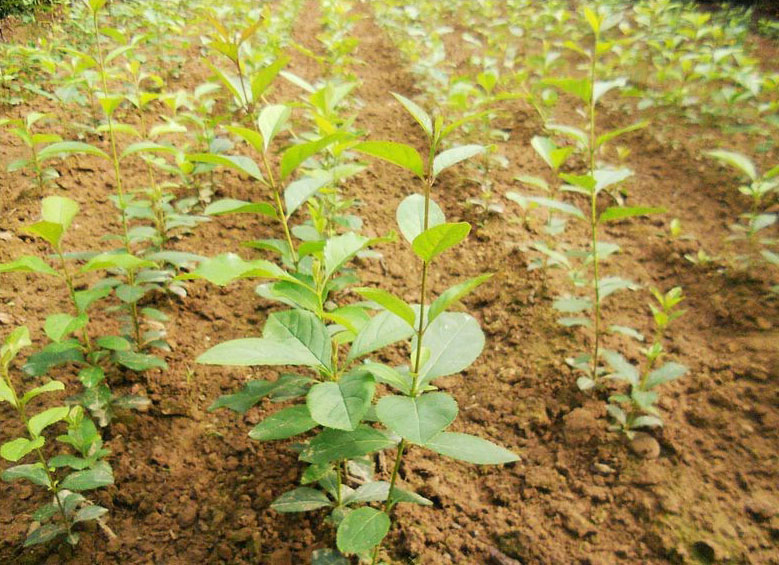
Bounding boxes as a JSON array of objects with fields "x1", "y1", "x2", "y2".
[{"x1": 1, "y1": 1, "x2": 778, "y2": 564}]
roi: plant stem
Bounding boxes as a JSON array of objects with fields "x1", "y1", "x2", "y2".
[
  {"x1": 588, "y1": 34, "x2": 601, "y2": 382},
  {"x1": 56, "y1": 247, "x2": 93, "y2": 352},
  {"x1": 261, "y1": 151, "x2": 298, "y2": 264}
]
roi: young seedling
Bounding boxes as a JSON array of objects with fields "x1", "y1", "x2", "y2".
[{"x1": 0, "y1": 326, "x2": 114, "y2": 548}]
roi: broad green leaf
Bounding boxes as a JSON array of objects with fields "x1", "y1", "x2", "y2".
[
  {"x1": 28, "y1": 406, "x2": 69, "y2": 438},
  {"x1": 416, "y1": 312, "x2": 485, "y2": 388},
  {"x1": 78, "y1": 366, "x2": 105, "y2": 388},
  {"x1": 428, "y1": 274, "x2": 492, "y2": 325},
  {"x1": 311, "y1": 549, "x2": 349, "y2": 565},
  {"x1": 119, "y1": 142, "x2": 178, "y2": 161},
  {"x1": 599, "y1": 206, "x2": 665, "y2": 223},
  {"x1": 23, "y1": 342, "x2": 84, "y2": 377},
  {"x1": 583, "y1": 5, "x2": 601, "y2": 35},
  {"x1": 95, "y1": 336, "x2": 131, "y2": 351},
  {"x1": 249, "y1": 405, "x2": 317, "y2": 441},
  {"x1": 596, "y1": 120, "x2": 649, "y2": 148},
  {"x1": 41, "y1": 196, "x2": 79, "y2": 230},
  {"x1": 592, "y1": 78, "x2": 627, "y2": 104},
  {"x1": 97, "y1": 95, "x2": 123, "y2": 117},
  {"x1": 280, "y1": 133, "x2": 345, "y2": 180},
  {"x1": 23, "y1": 221, "x2": 64, "y2": 248},
  {"x1": 424, "y1": 432, "x2": 519, "y2": 464},
  {"x1": 546, "y1": 123, "x2": 588, "y2": 147},
  {"x1": 1, "y1": 463, "x2": 50, "y2": 486},
  {"x1": 353, "y1": 287, "x2": 415, "y2": 328},
  {"x1": 198, "y1": 338, "x2": 321, "y2": 367},
  {"x1": 74, "y1": 287, "x2": 112, "y2": 313},
  {"x1": 204, "y1": 198, "x2": 277, "y2": 218},
  {"x1": 527, "y1": 196, "x2": 585, "y2": 220},
  {"x1": 432, "y1": 144, "x2": 485, "y2": 177},
  {"x1": 258, "y1": 104, "x2": 291, "y2": 151},
  {"x1": 324, "y1": 232, "x2": 370, "y2": 278},
  {"x1": 0, "y1": 256, "x2": 59, "y2": 277},
  {"x1": 336, "y1": 508, "x2": 390, "y2": 555},
  {"x1": 342, "y1": 480, "x2": 391, "y2": 505},
  {"x1": 513, "y1": 175, "x2": 550, "y2": 192},
  {"x1": 73, "y1": 505, "x2": 108, "y2": 524},
  {"x1": 553, "y1": 297, "x2": 592, "y2": 313},
  {"x1": 263, "y1": 310, "x2": 332, "y2": 370},
  {"x1": 300, "y1": 426, "x2": 394, "y2": 465},
  {"x1": 271, "y1": 487, "x2": 332, "y2": 513},
  {"x1": 412, "y1": 222, "x2": 471, "y2": 262},
  {"x1": 347, "y1": 311, "x2": 416, "y2": 363},
  {"x1": 376, "y1": 392, "x2": 457, "y2": 444},
  {"x1": 531, "y1": 136, "x2": 573, "y2": 171},
  {"x1": 36, "y1": 141, "x2": 109, "y2": 162},
  {"x1": 114, "y1": 351, "x2": 167, "y2": 372},
  {"x1": 396, "y1": 194, "x2": 445, "y2": 244},
  {"x1": 599, "y1": 277, "x2": 638, "y2": 300},
  {"x1": 543, "y1": 77, "x2": 591, "y2": 104},
  {"x1": 81, "y1": 253, "x2": 155, "y2": 272},
  {"x1": 632, "y1": 415, "x2": 664, "y2": 429},
  {"x1": 188, "y1": 153, "x2": 264, "y2": 181},
  {"x1": 392, "y1": 92, "x2": 432, "y2": 138},
  {"x1": 20, "y1": 379, "x2": 64, "y2": 405},
  {"x1": 558, "y1": 317, "x2": 591, "y2": 327},
  {"x1": 362, "y1": 363, "x2": 413, "y2": 396},
  {"x1": 60, "y1": 461, "x2": 114, "y2": 491},
  {"x1": 2, "y1": 326, "x2": 32, "y2": 363},
  {"x1": 353, "y1": 141, "x2": 424, "y2": 178},
  {"x1": 602, "y1": 350, "x2": 639, "y2": 386},
  {"x1": 0, "y1": 437, "x2": 44, "y2": 462},
  {"x1": 645, "y1": 362, "x2": 688, "y2": 390},
  {"x1": 24, "y1": 524, "x2": 67, "y2": 547},
  {"x1": 224, "y1": 125, "x2": 264, "y2": 154},
  {"x1": 251, "y1": 56, "x2": 289, "y2": 101},
  {"x1": 609, "y1": 325, "x2": 644, "y2": 341},
  {"x1": 209, "y1": 380, "x2": 278, "y2": 413},
  {"x1": 307, "y1": 372, "x2": 375, "y2": 431},
  {"x1": 285, "y1": 176, "x2": 331, "y2": 216},
  {"x1": 180, "y1": 253, "x2": 289, "y2": 286},
  {"x1": 705, "y1": 149, "x2": 757, "y2": 181},
  {"x1": 44, "y1": 313, "x2": 87, "y2": 343}
]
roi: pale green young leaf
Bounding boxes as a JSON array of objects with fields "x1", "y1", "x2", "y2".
[
  {"x1": 224, "y1": 125, "x2": 264, "y2": 153},
  {"x1": 119, "y1": 141, "x2": 179, "y2": 161},
  {"x1": 28, "y1": 406, "x2": 69, "y2": 438},
  {"x1": 599, "y1": 206, "x2": 665, "y2": 223},
  {"x1": 645, "y1": 362, "x2": 688, "y2": 390},
  {"x1": 596, "y1": 120, "x2": 649, "y2": 148},
  {"x1": 704, "y1": 149, "x2": 757, "y2": 181},
  {"x1": 81, "y1": 253, "x2": 155, "y2": 272},
  {"x1": 258, "y1": 104, "x2": 291, "y2": 151},
  {"x1": 22, "y1": 222, "x2": 64, "y2": 248},
  {"x1": 204, "y1": 199, "x2": 277, "y2": 218},
  {"x1": 44, "y1": 313, "x2": 87, "y2": 343},
  {"x1": 392, "y1": 92, "x2": 432, "y2": 138},
  {"x1": 531, "y1": 136, "x2": 573, "y2": 171},
  {"x1": 376, "y1": 392, "x2": 457, "y2": 444},
  {"x1": 41, "y1": 196, "x2": 79, "y2": 231},
  {"x1": 280, "y1": 133, "x2": 346, "y2": 180},
  {"x1": 177, "y1": 253, "x2": 290, "y2": 286},
  {"x1": 0, "y1": 437, "x2": 45, "y2": 462},
  {"x1": 546, "y1": 123, "x2": 588, "y2": 147},
  {"x1": 583, "y1": 5, "x2": 601, "y2": 35},
  {"x1": 396, "y1": 194, "x2": 445, "y2": 244},
  {"x1": 527, "y1": 196, "x2": 586, "y2": 220},
  {"x1": 602, "y1": 350, "x2": 639, "y2": 386},
  {"x1": 412, "y1": 222, "x2": 471, "y2": 263},
  {"x1": 542, "y1": 77, "x2": 591, "y2": 104},
  {"x1": 324, "y1": 232, "x2": 370, "y2": 278},
  {"x1": 353, "y1": 141, "x2": 424, "y2": 178},
  {"x1": 97, "y1": 95, "x2": 123, "y2": 118},
  {"x1": 428, "y1": 274, "x2": 492, "y2": 324},
  {"x1": 251, "y1": 56, "x2": 289, "y2": 101},
  {"x1": 353, "y1": 287, "x2": 415, "y2": 328},
  {"x1": 592, "y1": 78, "x2": 627, "y2": 105},
  {"x1": 284, "y1": 176, "x2": 330, "y2": 216},
  {"x1": 0, "y1": 256, "x2": 59, "y2": 277},
  {"x1": 187, "y1": 153, "x2": 264, "y2": 181},
  {"x1": 415, "y1": 312, "x2": 485, "y2": 389},
  {"x1": 336, "y1": 508, "x2": 390, "y2": 555},
  {"x1": 432, "y1": 144, "x2": 485, "y2": 177},
  {"x1": 424, "y1": 432, "x2": 519, "y2": 464}
]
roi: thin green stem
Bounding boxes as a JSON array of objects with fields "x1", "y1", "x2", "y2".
[
  {"x1": 56, "y1": 247, "x2": 92, "y2": 352},
  {"x1": 588, "y1": 37, "x2": 601, "y2": 382},
  {"x1": 262, "y1": 151, "x2": 298, "y2": 264},
  {"x1": 371, "y1": 438, "x2": 406, "y2": 565}
]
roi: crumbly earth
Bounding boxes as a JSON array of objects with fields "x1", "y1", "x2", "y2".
[{"x1": 0, "y1": 1, "x2": 778, "y2": 564}]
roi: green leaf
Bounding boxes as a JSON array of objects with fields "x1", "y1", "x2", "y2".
[
  {"x1": 28, "y1": 406, "x2": 69, "y2": 438},
  {"x1": 24, "y1": 524, "x2": 67, "y2": 547},
  {"x1": 362, "y1": 363, "x2": 413, "y2": 396},
  {"x1": 583, "y1": 5, "x2": 601, "y2": 35},
  {"x1": 23, "y1": 221, "x2": 64, "y2": 248},
  {"x1": 553, "y1": 297, "x2": 592, "y2": 313},
  {"x1": 542, "y1": 77, "x2": 591, "y2": 104},
  {"x1": 187, "y1": 153, "x2": 264, "y2": 181},
  {"x1": 307, "y1": 372, "x2": 375, "y2": 431},
  {"x1": 258, "y1": 104, "x2": 291, "y2": 151},
  {"x1": 0, "y1": 256, "x2": 59, "y2": 277},
  {"x1": 97, "y1": 94, "x2": 123, "y2": 117},
  {"x1": 300, "y1": 426, "x2": 394, "y2": 465},
  {"x1": 251, "y1": 56, "x2": 289, "y2": 101},
  {"x1": 596, "y1": 120, "x2": 649, "y2": 148},
  {"x1": 608, "y1": 325, "x2": 644, "y2": 341},
  {"x1": 376, "y1": 392, "x2": 458, "y2": 444},
  {"x1": 559, "y1": 173, "x2": 597, "y2": 193},
  {"x1": 119, "y1": 141, "x2": 179, "y2": 161},
  {"x1": 527, "y1": 196, "x2": 586, "y2": 220},
  {"x1": 81, "y1": 253, "x2": 155, "y2": 272},
  {"x1": 392, "y1": 92, "x2": 432, "y2": 138},
  {"x1": 209, "y1": 380, "x2": 278, "y2": 413},
  {"x1": 0, "y1": 437, "x2": 45, "y2": 462},
  {"x1": 180, "y1": 253, "x2": 289, "y2": 286},
  {"x1": 416, "y1": 312, "x2": 485, "y2": 389},
  {"x1": 224, "y1": 125, "x2": 265, "y2": 154},
  {"x1": 593, "y1": 168, "x2": 633, "y2": 193},
  {"x1": 36, "y1": 141, "x2": 109, "y2": 162},
  {"x1": 353, "y1": 287, "x2": 415, "y2": 328},
  {"x1": 645, "y1": 362, "x2": 688, "y2": 390},
  {"x1": 263, "y1": 310, "x2": 332, "y2": 369},
  {"x1": 592, "y1": 77, "x2": 627, "y2": 104},
  {"x1": 428, "y1": 274, "x2": 492, "y2": 324},
  {"x1": 353, "y1": 141, "x2": 424, "y2": 178},
  {"x1": 324, "y1": 232, "x2": 370, "y2": 278},
  {"x1": 249, "y1": 405, "x2": 317, "y2": 441},
  {"x1": 546, "y1": 123, "x2": 589, "y2": 147},
  {"x1": 114, "y1": 351, "x2": 167, "y2": 371},
  {"x1": 531, "y1": 136, "x2": 573, "y2": 171},
  {"x1": 20, "y1": 380, "x2": 64, "y2": 406},
  {"x1": 412, "y1": 222, "x2": 471, "y2": 262},
  {"x1": 336, "y1": 507, "x2": 390, "y2": 555},
  {"x1": 432, "y1": 144, "x2": 485, "y2": 177},
  {"x1": 284, "y1": 176, "x2": 331, "y2": 217},
  {"x1": 60, "y1": 461, "x2": 113, "y2": 491},
  {"x1": 73, "y1": 505, "x2": 108, "y2": 524},
  {"x1": 23, "y1": 342, "x2": 84, "y2": 377},
  {"x1": 280, "y1": 133, "x2": 345, "y2": 180},
  {"x1": 41, "y1": 196, "x2": 79, "y2": 230},
  {"x1": 602, "y1": 350, "x2": 639, "y2": 386},
  {"x1": 271, "y1": 487, "x2": 332, "y2": 513},
  {"x1": 44, "y1": 313, "x2": 87, "y2": 343},
  {"x1": 347, "y1": 311, "x2": 416, "y2": 363},
  {"x1": 74, "y1": 287, "x2": 112, "y2": 313},
  {"x1": 95, "y1": 336, "x2": 132, "y2": 351},
  {"x1": 203, "y1": 198, "x2": 277, "y2": 218},
  {"x1": 1, "y1": 463, "x2": 50, "y2": 486},
  {"x1": 424, "y1": 432, "x2": 519, "y2": 464},
  {"x1": 599, "y1": 206, "x2": 664, "y2": 223},
  {"x1": 704, "y1": 149, "x2": 757, "y2": 181},
  {"x1": 78, "y1": 366, "x2": 105, "y2": 388},
  {"x1": 396, "y1": 194, "x2": 445, "y2": 244}
]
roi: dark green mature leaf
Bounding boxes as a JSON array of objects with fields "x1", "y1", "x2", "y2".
[
  {"x1": 271, "y1": 487, "x2": 332, "y2": 513},
  {"x1": 307, "y1": 372, "x2": 375, "y2": 431},
  {"x1": 412, "y1": 222, "x2": 471, "y2": 262},
  {"x1": 24, "y1": 524, "x2": 67, "y2": 547},
  {"x1": 60, "y1": 461, "x2": 114, "y2": 491},
  {"x1": 209, "y1": 380, "x2": 278, "y2": 413},
  {"x1": 263, "y1": 310, "x2": 332, "y2": 369},
  {"x1": 336, "y1": 507, "x2": 390, "y2": 554},
  {"x1": 249, "y1": 405, "x2": 316, "y2": 441},
  {"x1": 424, "y1": 432, "x2": 519, "y2": 464},
  {"x1": 114, "y1": 351, "x2": 167, "y2": 372},
  {"x1": 2, "y1": 463, "x2": 51, "y2": 487},
  {"x1": 23, "y1": 342, "x2": 84, "y2": 377},
  {"x1": 376, "y1": 392, "x2": 457, "y2": 444},
  {"x1": 353, "y1": 141, "x2": 424, "y2": 178},
  {"x1": 300, "y1": 426, "x2": 394, "y2": 465}
]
